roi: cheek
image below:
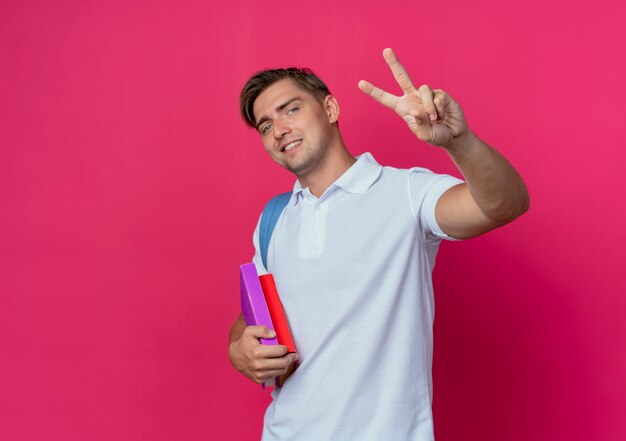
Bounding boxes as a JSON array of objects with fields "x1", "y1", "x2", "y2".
[
  {"x1": 260, "y1": 135, "x2": 273, "y2": 150},
  {"x1": 312, "y1": 123, "x2": 331, "y2": 141},
  {"x1": 263, "y1": 144, "x2": 284, "y2": 160}
]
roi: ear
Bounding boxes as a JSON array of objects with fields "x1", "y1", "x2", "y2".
[{"x1": 324, "y1": 95, "x2": 340, "y2": 124}]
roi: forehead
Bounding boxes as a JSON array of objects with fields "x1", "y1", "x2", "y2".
[{"x1": 252, "y1": 79, "x2": 314, "y2": 122}]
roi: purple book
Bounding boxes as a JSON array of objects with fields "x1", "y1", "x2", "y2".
[
  {"x1": 240, "y1": 263, "x2": 278, "y2": 388},
  {"x1": 240, "y1": 263, "x2": 278, "y2": 343}
]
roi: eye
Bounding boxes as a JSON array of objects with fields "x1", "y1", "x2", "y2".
[
  {"x1": 287, "y1": 106, "x2": 299, "y2": 114},
  {"x1": 261, "y1": 123, "x2": 272, "y2": 134}
]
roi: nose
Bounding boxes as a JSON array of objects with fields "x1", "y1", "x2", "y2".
[{"x1": 272, "y1": 117, "x2": 291, "y2": 139}]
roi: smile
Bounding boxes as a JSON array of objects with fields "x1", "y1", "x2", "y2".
[{"x1": 282, "y1": 140, "x2": 302, "y2": 152}]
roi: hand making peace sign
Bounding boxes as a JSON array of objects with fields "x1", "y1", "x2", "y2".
[{"x1": 358, "y1": 48, "x2": 468, "y2": 148}]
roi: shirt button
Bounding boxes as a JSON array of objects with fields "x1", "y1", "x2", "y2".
[
  {"x1": 315, "y1": 206, "x2": 321, "y2": 211},
  {"x1": 314, "y1": 226, "x2": 320, "y2": 232}
]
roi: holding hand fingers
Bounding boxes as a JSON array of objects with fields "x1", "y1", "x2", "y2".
[
  {"x1": 229, "y1": 325, "x2": 298, "y2": 385},
  {"x1": 358, "y1": 48, "x2": 468, "y2": 148}
]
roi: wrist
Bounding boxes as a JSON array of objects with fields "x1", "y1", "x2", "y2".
[
  {"x1": 228, "y1": 340, "x2": 240, "y2": 365},
  {"x1": 443, "y1": 128, "x2": 475, "y2": 153}
]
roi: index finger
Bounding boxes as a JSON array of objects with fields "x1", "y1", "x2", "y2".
[
  {"x1": 262, "y1": 344, "x2": 291, "y2": 358},
  {"x1": 251, "y1": 341, "x2": 291, "y2": 358},
  {"x1": 383, "y1": 48, "x2": 415, "y2": 95},
  {"x1": 358, "y1": 79, "x2": 399, "y2": 110}
]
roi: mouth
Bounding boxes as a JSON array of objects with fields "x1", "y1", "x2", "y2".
[{"x1": 280, "y1": 139, "x2": 302, "y2": 153}]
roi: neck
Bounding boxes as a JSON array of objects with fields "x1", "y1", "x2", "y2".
[{"x1": 298, "y1": 135, "x2": 355, "y2": 198}]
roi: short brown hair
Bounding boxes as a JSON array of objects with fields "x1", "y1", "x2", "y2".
[{"x1": 239, "y1": 67, "x2": 331, "y2": 129}]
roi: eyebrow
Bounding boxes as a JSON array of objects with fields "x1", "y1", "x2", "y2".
[{"x1": 255, "y1": 97, "x2": 303, "y2": 131}]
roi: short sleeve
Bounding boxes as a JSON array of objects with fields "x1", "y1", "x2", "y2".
[
  {"x1": 408, "y1": 167, "x2": 465, "y2": 241},
  {"x1": 251, "y1": 213, "x2": 269, "y2": 275}
]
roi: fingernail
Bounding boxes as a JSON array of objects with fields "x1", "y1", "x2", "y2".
[
  {"x1": 429, "y1": 113, "x2": 437, "y2": 122},
  {"x1": 268, "y1": 330, "x2": 276, "y2": 337}
]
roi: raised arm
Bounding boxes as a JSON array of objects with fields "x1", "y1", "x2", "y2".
[{"x1": 359, "y1": 48, "x2": 529, "y2": 239}]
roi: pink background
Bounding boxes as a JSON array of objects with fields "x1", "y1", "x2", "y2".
[{"x1": 2, "y1": 1, "x2": 625, "y2": 440}]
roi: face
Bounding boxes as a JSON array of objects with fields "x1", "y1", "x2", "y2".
[{"x1": 252, "y1": 79, "x2": 338, "y2": 177}]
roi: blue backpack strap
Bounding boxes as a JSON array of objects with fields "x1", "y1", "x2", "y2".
[{"x1": 260, "y1": 192, "x2": 292, "y2": 271}]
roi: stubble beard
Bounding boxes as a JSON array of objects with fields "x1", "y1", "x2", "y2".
[{"x1": 283, "y1": 139, "x2": 329, "y2": 178}]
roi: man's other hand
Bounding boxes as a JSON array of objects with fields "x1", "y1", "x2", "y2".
[{"x1": 358, "y1": 48, "x2": 468, "y2": 148}]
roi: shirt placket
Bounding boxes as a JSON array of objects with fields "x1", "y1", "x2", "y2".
[{"x1": 300, "y1": 190, "x2": 329, "y2": 258}]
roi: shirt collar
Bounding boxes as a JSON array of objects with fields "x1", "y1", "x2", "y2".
[{"x1": 290, "y1": 152, "x2": 382, "y2": 205}]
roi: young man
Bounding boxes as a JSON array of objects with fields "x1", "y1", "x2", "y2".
[{"x1": 228, "y1": 48, "x2": 529, "y2": 440}]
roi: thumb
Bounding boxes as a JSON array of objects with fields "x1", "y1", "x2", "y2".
[{"x1": 247, "y1": 325, "x2": 276, "y2": 340}]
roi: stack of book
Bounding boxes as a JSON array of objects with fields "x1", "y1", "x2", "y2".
[{"x1": 240, "y1": 263, "x2": 297, "y2": 388}]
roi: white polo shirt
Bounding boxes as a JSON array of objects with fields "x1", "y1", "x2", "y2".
[{"x1": 251, "y1": 152, "x2": 463, "y2": 441}]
